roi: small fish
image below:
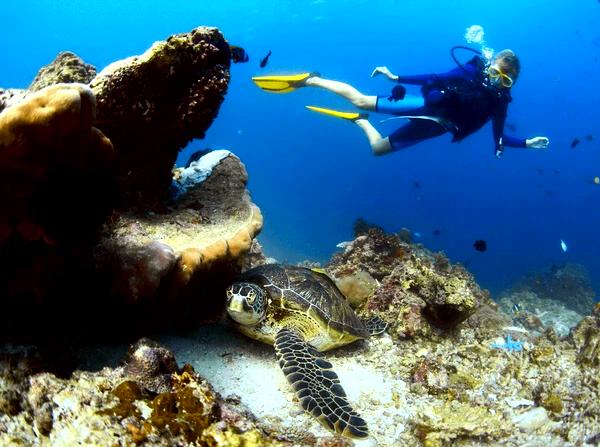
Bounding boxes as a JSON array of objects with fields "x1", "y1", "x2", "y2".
[
  {"x1": 432, "y1": 229, "x2": 442, "y2": 236},
  {"x1": 571, "y1": 138, "x2": 580, "y2": 148},
  {"x1": 560, "y1": 240, "x2": 568, "y2": 252},
  {"x1": 585, "y1": 135, "x2": 593, "y2": 141},
  {"x1": 511, "y1": 303, "x2": 523, "y2": 313},
  {"x1": 413, "y1": 180, "x2": 421, "y2": 189},
  {"x1": 536, "y1": 168, "x2": 544, "y2": 175},
  {"x1": 594, "y1": 176, "x2": 600, "y2": 185},
  {"x1": 230, "y1": 45, "x2": 249, "y2": 63},
  {"x1": 473, "y1": 239, "x2": 487, "y2": 252},
  {"x1": 259, "y1": 50, "x2": 272, "y2": 68},
  {"x1": 505, "y1": 122, "x2": 517, "y2": 132},
  {"x1": 413, "y1": 232, "x2": 422, "y2": 238}
]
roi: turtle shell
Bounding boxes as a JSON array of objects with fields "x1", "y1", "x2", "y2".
[{"x1": 241, "y1": 264, "x2": 369, "y2": 339}]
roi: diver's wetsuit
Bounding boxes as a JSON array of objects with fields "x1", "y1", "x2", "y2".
[{"x1": 375, "y1": 56, "x2": 527, "y2": 154}]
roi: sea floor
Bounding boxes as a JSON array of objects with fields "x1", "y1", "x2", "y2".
[{"x1": 72, "y1": 319, "x2": 597, "y2": 446}]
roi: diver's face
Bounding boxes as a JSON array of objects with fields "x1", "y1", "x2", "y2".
[{"x1": 488, "y1": 62, "x2": 514, "y2": 89}]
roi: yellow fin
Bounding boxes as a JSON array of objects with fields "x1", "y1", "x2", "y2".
[
  {"x1": 305, "y1": 105, "x2": 363, "y2": 121},
  {"x1": 251, "y1": 73, "x2": 313, "y2": 93}
]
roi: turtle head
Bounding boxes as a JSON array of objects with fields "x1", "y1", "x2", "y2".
[{"x1": 226, "y1": 282, "x2": 266, "y2": 326}]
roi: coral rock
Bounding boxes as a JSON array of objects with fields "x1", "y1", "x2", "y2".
[
  {"x1": 0, "y1": 28, "x2": 261, "y2": 336},
  {"x1": 94, "y1": 153, "x2": 263, "y2": 325},
  {"x1": 90, "y1": 26, "x2": 231, "y2": 209},
  {"x1": 327, "y1": 228, "x2": 411, "y2": 280},
  {"x1": 123, "y1": 339, "x2": 178, "y2": 394},
  {"x1": 328, "y1": 229, "x2": 489, "y2": 339},
  {"x1": 0, "y1": 83, "x2": 114, "y2": 328},
  {"x1": 413, "y1": 401, "x2": 512, "y2": 446},
  {"x1": 242, "y1": 239, "x2": 270, "y2": 271},
  {"x1": 334, "y1": 270, "x2": 378, "y2": 309},
  {"x1": 570, "y1": 304, "x2": 600, "y2": 367},
  {"x1": 0, "y1": 340, "x2": 285, "y2": 446},
  {"x1": 29, "y1": 51, "x2": 97, "y2": 93}
]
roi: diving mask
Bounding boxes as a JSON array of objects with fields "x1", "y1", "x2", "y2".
[{"x1": 488, "y1": 65, "x2": 514, "y2": 88}]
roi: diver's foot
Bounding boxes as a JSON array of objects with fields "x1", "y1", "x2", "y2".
[{"x1": 299, "y1": 72, "x2": 321, "y2": 87}]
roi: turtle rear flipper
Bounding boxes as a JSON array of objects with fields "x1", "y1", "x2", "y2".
[
  {"x1": 362, "y1": 316, "x2": 388, "y2": 336},
  {"x1": 274, "y1": 328, "x2": 368, "y2": 439}
]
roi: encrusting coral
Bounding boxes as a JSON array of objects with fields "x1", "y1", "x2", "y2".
[
  {"x1": 29, "y1": 51, "x2": 97, "y2": 93},
  {"x1": 0, "y1": 340, "x2": 289, "y2": 446},
  {"x1": 570, "y1": 303, "x2": 600, "y2": 367},
  {"x1": 327, "y1": 228, "x2": 487, "y2": 339}
]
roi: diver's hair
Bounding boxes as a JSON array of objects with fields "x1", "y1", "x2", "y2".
[{"x1": 494, "y1": 49, "x2": 521, "y2": 81}]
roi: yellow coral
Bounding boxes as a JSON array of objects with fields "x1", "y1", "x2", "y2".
[
  {"x1": 202, "y1": 425, "x2": 267, "y2": 447},
  {"x1": 413, "y1": 401, "x2": 512, "y2": 445}
]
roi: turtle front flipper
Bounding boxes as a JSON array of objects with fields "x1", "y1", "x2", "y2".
[{"x1": 274, "y1": 328, "x2": 368, "y2": 438}]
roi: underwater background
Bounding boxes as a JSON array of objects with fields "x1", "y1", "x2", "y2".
[{"x1": 3, "y1": 0, "x2": 599, "y2": 297}]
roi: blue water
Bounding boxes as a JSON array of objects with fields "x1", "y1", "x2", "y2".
[{"x1": 2, "y1": 1, "x2": 599, "y2": 297}]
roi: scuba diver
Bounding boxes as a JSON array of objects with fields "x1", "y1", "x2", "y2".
[{"x1": 251, "y1": 48, "x2": 549, "y2": 157}]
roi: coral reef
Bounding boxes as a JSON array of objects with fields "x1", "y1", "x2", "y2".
[
  {"x1": 352, "y1": 217, "x2": 384, "y2": 237},
  {"x1": 90, "y1": 26, "x2": 230, "y2": 209},
  {"x1": 0, "y1": 340, "x2": 289, "y2": 446},
  {"x1": 570, "y1": 303, "x2": 600, "y2": 367},
  {"x1": 509, "y1": 263, "x2": 596, "y2": 315},
  {"x1": 29, "y1": 51, "x2": 97, "y2": 93},
  {"x1": 327, "y1": 229, "x2": 488, "y2": 339},
  {"x1": 412, "y1": 401, "x2": 512, "y2": 446},
  {"x1": 2, "y1": 224, "x2": 600, "y2": 446},
  {"x1": 242, "y1": 239, "x2": 276, "y2": 272},
  {"x1": 499, "y1": 290, "x2": 584, "y2": 337},
  {"x1": 0, "y1": 28, "x2": 262, "y2": 335}
]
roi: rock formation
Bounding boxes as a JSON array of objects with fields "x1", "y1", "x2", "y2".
[{"x1": 0, "y1": 27, "x2": 262, "y2": 336}]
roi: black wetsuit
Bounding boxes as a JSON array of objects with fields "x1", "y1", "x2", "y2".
[{"x1": 376, "y1": 56, "x2": 527, "y2": 155}]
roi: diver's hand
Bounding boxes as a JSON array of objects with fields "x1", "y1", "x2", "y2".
[
  {"x1": 495, "y1": 148, "x2": 504, "y2": 159},
  {"x1": 526, "y1": 136, "x2": 550, "y2": 149},
  {"x1": 371, "y1": 66, "x2": 399, "y2": 81}
]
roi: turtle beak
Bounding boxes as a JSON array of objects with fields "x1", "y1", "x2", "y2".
[{"x1": 228, "y1": 295, "x2": 245, "y2": 313}]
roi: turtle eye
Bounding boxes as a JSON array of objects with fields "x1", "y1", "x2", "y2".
[{"x1": 247, "y1": 290, "x2": 256, "y2": 304}]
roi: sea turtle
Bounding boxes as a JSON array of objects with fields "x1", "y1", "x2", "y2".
[{"x1": 225, "y1": 264, "x2": 386, "y2": 438}]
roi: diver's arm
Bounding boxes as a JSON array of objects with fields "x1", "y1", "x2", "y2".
[
  {"x1": 491, "y1": 103, "x2": 527, "y2": 157},
  {"x1": 372, "y1": 66, "x2": 462, "y2": 85}
]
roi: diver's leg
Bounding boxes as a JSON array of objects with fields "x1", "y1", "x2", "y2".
[
  {"x1": 305, "y1": 76, "x2": 377, "y2": 110},
  {"x1": 375, "y1": 94, "x2": 425, "y2": 114},
  {"x1": 353, "y1": 116, "x2": 447, "y2": 157},
  {"x1": 353, "y1": 118, "x2": 393, "y2": 155},
  {"x1": 385, "y1": 119, "x2": 447, "y2": 153}
]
